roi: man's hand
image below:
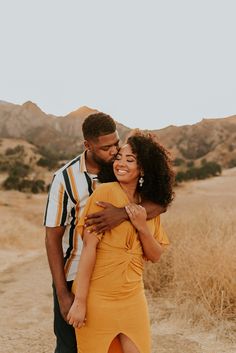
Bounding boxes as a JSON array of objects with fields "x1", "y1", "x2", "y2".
[
  {"x1": 84, "y1": 202, "x2": 128, "y2": 233},
  {"x1": 57, "y1": 289, "x2": 75, "y2": 322}
]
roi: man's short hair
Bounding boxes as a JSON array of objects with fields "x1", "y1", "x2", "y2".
[{"x1": 82, "y1": 112, "x2": 116, "y2": 140}]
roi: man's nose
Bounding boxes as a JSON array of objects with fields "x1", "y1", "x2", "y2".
[{"x1": 110, "y1": 145, "x2": 118, "y2": 156}]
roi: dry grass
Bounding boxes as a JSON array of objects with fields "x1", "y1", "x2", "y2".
[
  {"x1": 1, "y1": 168, "x2": 236, "y2": 347},
  {"x1": 0, "y1": 190, "x2": 45, "y2": 250},
  {"x1": 144, "y1": 169, "x2": 236, "y2": 335}
]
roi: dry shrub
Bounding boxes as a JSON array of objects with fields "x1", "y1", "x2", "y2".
[
  {"x1": 144, "y1": 205, "x2": 236, "y2": 327},
  {"x1": 144, "y1": 250, "x2": 174, "y2": 294},
  {"x1": 172, "y1": 206, "x2": 236, "y2": 320}
]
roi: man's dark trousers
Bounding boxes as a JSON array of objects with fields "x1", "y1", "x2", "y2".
[{"x1": 53, "y1": 281, "x2": 77, "y2": 353}]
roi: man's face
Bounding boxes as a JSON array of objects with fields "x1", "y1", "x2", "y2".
[{"x1": 86, "y1": 131, "x2": 120, "y2": 166}]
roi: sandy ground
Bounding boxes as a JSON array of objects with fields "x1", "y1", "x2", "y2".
[{"x1": 1, "y1": 169, "x2": 236, "y2": 353}]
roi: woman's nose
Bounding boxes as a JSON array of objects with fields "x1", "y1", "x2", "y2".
[{"x1": 117, "y1": 158, "x2": 126, "y2": 166}]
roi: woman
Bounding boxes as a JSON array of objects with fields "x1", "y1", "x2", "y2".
[{"x1": 67, "y1": 131, "x2": 174, "y2": 353}]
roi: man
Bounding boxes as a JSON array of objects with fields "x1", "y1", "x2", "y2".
[{"x1": 44, "y1": 112, "x2": 165, "y2": 353}]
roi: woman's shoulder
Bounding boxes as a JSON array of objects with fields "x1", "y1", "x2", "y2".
[{"x1": 93, "y1": 181, "x2": 119, "y2": 195}]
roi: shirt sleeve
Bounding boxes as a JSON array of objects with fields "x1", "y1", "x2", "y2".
[
  {"x1": 44, "y1": 173, "x2": 70, "y2": 227},
  {"x1": 153, "y1": 216, "x2": 170, "y2": 246}
]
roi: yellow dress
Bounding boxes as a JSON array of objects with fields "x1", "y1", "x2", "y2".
[{"x1": 73, "y1": 182, "x2": 169, "y2": 353}]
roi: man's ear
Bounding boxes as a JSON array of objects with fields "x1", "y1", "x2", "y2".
[{"x1": 84, "y1": 140, "x2": 90, "y2": 150}]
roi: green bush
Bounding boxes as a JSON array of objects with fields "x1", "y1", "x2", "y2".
[
  {"x1": 175, "y1": 171, "x2": 186, "y2": 183},
  {"x1": 37, "y1": 145, "x2": 78, "y2": 161},
  {"x1": 3, "y1": 176, "x2": 46, "y2": 193},
  {"x1": 0, "y1": 158, "x2": 10, "y2": 172},
  {"x1": 3, "y1": 175, "x2": 21, "y2": 190},
  {"x1": 228, "y1": 159, "x2": 236, "y2": 168},
  {"x1": 179, "y1": 140, "x2": 213, "y2": 159},
  {"x1": 19, "y1": 179, "x2": 46, "y2": 193},
  {"x1": 5, "y1": 145, "x2": 25, "y2": 156},
  {"x1": 186, "y1": 160, "x2": 194, "y2": 168},
  {"x1": 31, "y1": 179, "x2": 45, "y2": 193},
  {"x1": 201, "y1": 161, "x2": 222, "y2": 177},
  {"x1": 37, "y1": 157, "x2": 58, "y2": 170},
  {"x1": 176, "y1": 161, "x2": 222, "y2": 183},
  {"x1": 2, "y1": 160, "x2": 46, "y2": 193},
  {"x1": 173, "y1": 158, "x2": 185, "y2": 166},
  {"x1": 10, "y1": 161, "x2": 30, "y2": 178}
]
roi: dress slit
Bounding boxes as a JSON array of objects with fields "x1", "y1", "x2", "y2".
[{"x1": 107, "y1": 335, "x2": 124, "y2": 353}]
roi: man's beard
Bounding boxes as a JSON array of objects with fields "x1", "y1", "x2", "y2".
[
  {"x1": 97, "y1": 162, "x2": 117, "y2": 183},
  {"x1": 91, "y1": 152, "x2": 117, "y2": 183},
  {"x1": 91, "y1": 152, "x2": 113, "y2": 167}
]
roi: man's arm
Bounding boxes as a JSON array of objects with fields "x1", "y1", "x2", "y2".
[
  {"x1": 45, "y1": 226, "x2": 74, "y2": 321},
  {"x1": 84, "y1": 200, "x2": 166, "y2": 233},
  {"x1": 84, "y1": 202, "x2": 128, "y2": 233},
  {"x1": 140, "y1": 199, "x2": 166, "y2": 220}
]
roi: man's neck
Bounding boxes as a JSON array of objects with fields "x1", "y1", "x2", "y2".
[{"x1": 84, "y1": 150, "x2": 100, "y2": 175}]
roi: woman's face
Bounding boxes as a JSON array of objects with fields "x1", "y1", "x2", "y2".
[{"x1": 113, "y1": 143, "x2": 141, "y2": 185}]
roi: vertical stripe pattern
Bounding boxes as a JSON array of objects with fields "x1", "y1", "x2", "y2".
[{"x1": 44, "y1": 152, "x2": 97, "y2": 281}]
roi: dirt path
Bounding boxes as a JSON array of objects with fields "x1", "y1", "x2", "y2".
[
  {"x1": 1, "y1": 253, "x2": 235, "y2": 353},
  {"x1": 0, "y1": 251, "x2": 54, "y2": 353}
]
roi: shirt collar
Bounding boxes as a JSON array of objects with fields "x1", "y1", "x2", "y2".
[{"x1": 79, "y1": 151, "x2": 87, "y2": 173}]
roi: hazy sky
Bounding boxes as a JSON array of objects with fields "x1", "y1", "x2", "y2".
[{"x1": 1, "y1": 0, "x2": 236, "y2": 129}]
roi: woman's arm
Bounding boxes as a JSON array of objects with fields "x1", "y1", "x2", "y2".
[
  {"x1": 67, "y1": 229, "x2": 99, "y2": 328},
  {"x1": 125, "y1": 204, "x2": 163, "y2": 262}
]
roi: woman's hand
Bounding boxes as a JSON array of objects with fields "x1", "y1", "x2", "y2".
[
  {"x1": 67, "y1": 299, "x2": 86, "y2": 329},
  {"x1": 125, "y1": 203, "x2": 147, "y2": 232},
  {"x1": 126, "y1": 203, "x2": 164, "y2": 262}
]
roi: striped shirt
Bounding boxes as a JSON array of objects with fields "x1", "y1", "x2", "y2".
[{"x1": 44, "y1": 151, "x2": 99, "y2": 281}]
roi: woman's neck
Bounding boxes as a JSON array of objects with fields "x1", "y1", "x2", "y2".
[{"x1": 119, "y1": 182, "x2": 140, "y2": 204}]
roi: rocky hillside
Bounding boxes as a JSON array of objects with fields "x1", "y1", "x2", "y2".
[
  {"x1": 0, "y1": 100, "x2": 236, "y2": 169},
  {"x1": 0, "y1": 101, "x2": 129, "y2": 158},
  {"x1": 154, "y1": 116, "x2": 236, "y2": 168}
]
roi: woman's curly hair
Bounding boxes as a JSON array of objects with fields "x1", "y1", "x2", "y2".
[{"x1": 127, "y1": 131, "x2": 175, "y2": 207}]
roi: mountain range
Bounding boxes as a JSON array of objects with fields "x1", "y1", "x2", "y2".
[{"x1": 0, "y1": 100, "x2": 236, "y2": 169}]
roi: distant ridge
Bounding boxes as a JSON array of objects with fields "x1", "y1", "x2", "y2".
[
  {"x1": 0, "y1": 101, "x2": 129, "y2": 157},
  {"x1": 65, "y1": 106, "x2": 98, "y2": 119},
  {"x1": 0, "y1": 100, "x2": 14, "y2": 106},
  {"x1": 0, "y1": 100, "x2": 236, "y2": 167}
]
